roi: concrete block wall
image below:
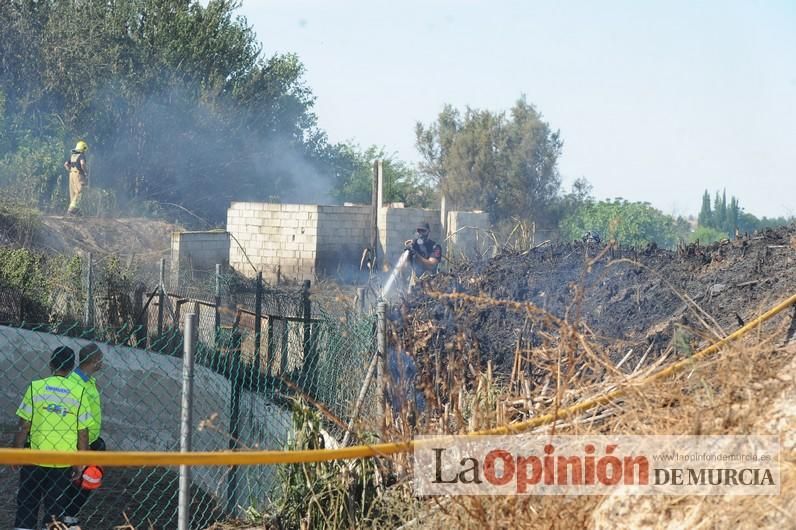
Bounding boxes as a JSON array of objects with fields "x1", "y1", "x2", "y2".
[
  {"x1": 226, "y1": 202, "x2": 490, "y2": 280},
  {"x1": 446, "y1": 210, "x2": 495, "y2": 260},
  {"x1": 316, "y1": 205, "x2": 372, "y2": 279},
  {"x1": 378, "y1": 207, "x2": 443, "y2": 269},
  {"x1": 227, "y1": 202, "x2": 320, "y2": 281},
  {"x1": 170, "y1": 230, "x2": 230, "y2": 288}
]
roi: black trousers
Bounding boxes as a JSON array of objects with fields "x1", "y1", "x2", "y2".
[
  {"x1": 14, "y1": 465, "x2": 72, "y2": 529},
  {"x1": 64, "y1": 436, "x2": 106, "y2": 520}
]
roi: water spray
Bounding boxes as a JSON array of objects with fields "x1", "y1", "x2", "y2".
[{"x1": 381, "y1": 248, "x2": 412, "y2": 299}]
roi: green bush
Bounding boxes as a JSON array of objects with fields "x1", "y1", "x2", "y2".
[
  {"x1": 688, "y1": 225, "x2": 728, "y2": 244},
  {"x1": 560, "y1": 199, "x2": 689, "y2": 249},
  {"x1": 271, "y1": 399, "x2": 380, "y2": 529},
  {"x1": 0, "y1": 247, "x2": 83, "y2": 325},
  {"x1": 0, "y1": 136, "x2": 67, "y2": 210}
]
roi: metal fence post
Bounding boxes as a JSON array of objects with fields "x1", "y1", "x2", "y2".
[
  {"x1": 253, "y1": 271, "x2": 263, "y2": 384},
  {"x1": 134, "y1": 284, "x2": 146, "y2": 346},
  {"x1": 226, "y1": 327, "x2": 242, "y2": 515},
  {"x1": 376, "y1": 301, "x2": 387, "y2": 432},
  {"x1": 266, "y1": 317, "x2": 275, "y2": 377},
  {"x1": 214, "y1": 263, "x2": 221, "y2": 349},
  {"x1": 301, "y1": 280, "x2": 313, "y2": 376},
  {"x1": 178, "y1": 312, "x2": 197, "y2": 530},
  {"x1": 157, "y1": 258, "x2": 165, "y2": 338},
  {"x1": 84, "y1": 252, "x2": 94, "y2": 330}
]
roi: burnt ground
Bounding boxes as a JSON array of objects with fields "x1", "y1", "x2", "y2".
[{"x1": 395, "y1": 225, "x2": 796, "y2": 403}]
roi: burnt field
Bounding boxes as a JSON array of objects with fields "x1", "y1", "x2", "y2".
[{"x1": 393, "y1": 225, "x2": 796, "y2": 409}]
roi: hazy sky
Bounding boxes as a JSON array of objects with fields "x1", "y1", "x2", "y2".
[{"x1": 237, "y1": 0, "x2": 796, "y2": 218}]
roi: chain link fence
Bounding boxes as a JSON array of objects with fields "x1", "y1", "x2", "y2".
[{"x1": 0, "y1": 256, "x2": 379, "y2": 529}]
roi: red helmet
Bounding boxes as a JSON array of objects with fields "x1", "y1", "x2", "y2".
[{"x1": 76, "y1": 465, "x2": 103, "y2": 490}]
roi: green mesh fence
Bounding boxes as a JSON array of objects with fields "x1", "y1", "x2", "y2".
[{"x1": 0, "y1": 262, "x2": 378, "y2": 529}]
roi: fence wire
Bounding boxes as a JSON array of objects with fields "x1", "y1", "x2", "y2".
[{"x1": 0, "y1": 264, "x2": 378, "y2": 529}]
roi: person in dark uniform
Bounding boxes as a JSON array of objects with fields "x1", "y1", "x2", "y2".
[{"x1": 404, "y1": 222, "x2": 442, "y2": 277}]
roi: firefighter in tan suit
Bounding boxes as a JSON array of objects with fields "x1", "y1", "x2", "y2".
[{"x1": 64, "y1": 140, "x2": 88, "y2": 215}]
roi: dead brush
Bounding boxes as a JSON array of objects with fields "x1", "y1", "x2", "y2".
[
  {"x1": 393, "y1": 321, "x2": 796, "y2": 529},
  {"x1": 380, "y1": 249, "x2": 796, "y2": 529}
]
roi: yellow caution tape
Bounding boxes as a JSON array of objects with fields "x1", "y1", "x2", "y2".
[{"x1": 1, "y1": 292, "x2": 794, "y2": 467}]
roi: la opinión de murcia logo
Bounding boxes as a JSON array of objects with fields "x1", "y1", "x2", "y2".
[
  {"x1": 414, "y1": 435, "x2": 780, "y2": 496},
  {"x1": 431, "y1": 444, "x2": 649, "y2": 492},
  {"x1": 653, "y1": 468, "x2": 774, "y2": 486}
]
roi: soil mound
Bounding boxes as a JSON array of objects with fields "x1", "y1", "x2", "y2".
[{"x1": 36, "y1": 215, "x2": 178, "y2": 261}]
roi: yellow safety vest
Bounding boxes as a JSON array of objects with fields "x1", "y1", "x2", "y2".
[
  {"x1": 16, "y1": 375, "x2": 91, "y2": 468},
  {"x1": 69, "y1": 369, "x2": 101, "y2": 444}
]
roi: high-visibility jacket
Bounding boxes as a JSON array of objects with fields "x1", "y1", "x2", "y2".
[
  {"x1": 69, "y1": 368, "x2": 101, "y2": 444},
  {"x1": 16, "y1": 375, "x2": 91, "y2": 468}
]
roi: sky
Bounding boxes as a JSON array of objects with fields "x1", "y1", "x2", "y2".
[{"x1": 237, "y1": 0, "x2": 796, "y2": 218}]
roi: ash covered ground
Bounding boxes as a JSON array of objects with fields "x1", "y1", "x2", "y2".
[{"x1": 394, "y1": 225, "x2": 796, "y2": 394}]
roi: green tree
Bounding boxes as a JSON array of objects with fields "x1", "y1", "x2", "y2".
[
  {"x1": 695, "y1": 189, "x2": 790, "y2": 237},
  {"x1": 726, "y1": 196, "x2": 740, "y2": 234},
  {"x1": 697, "y1": 190, "x2": 712, "y2": 227},
  {"x1": 415, "y1": 96, "x2": 563, "y2": 224},
  {"x1": 0, "y1": 0, "x2": 341, "y2": 222},
  {"x1": 330, "y1": 144, "x2": 434, "y2": 207},
  {"x1": 560, "y1": 199, "x2": 688, "y2": 249}
]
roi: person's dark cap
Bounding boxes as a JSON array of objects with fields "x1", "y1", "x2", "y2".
[
  {"x1": 50, "y1": 346, "x2": 75, "y2": 372},
  {"x1": 79, "y1": 343, "x2": 102, "y2": 366},
  {"x1": 417, "y1": 222, "x2": 430, "y2": 232}
]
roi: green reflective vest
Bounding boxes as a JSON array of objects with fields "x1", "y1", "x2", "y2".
[
  {"x1": 69, "y1": 369, "x2": 101, "y2": 444},
  {"x1": 16, "y1": 375, "x2": 91, "y2": 468}
]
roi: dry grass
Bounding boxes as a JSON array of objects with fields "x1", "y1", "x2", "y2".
[
  {"x1": 86, "y1": 266, "x2": 796, "y2": 530},
  {"x1": 204, "y1": 276, "x2": 796, "y2": 530},
  {"x1": 392, "y1": 334, "x2": 796, "y2": 530},
  {"x1": 358, "y1": 254, "x2": 796, "y2": 530}
]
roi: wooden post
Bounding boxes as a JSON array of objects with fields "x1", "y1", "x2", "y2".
[
  {"x1": 371, "y1": 160, "x2": 380, "y2": 272},
  {"x1": 356, "y1": 287, "x2": 366, "y2": 314},
  {"x1": 342, "y1": 349, "x2": 379, "y2": 446},
  {"x1": 376, "y1": 159, "x2": 384, "y2": 210}
]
